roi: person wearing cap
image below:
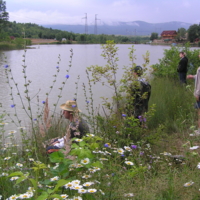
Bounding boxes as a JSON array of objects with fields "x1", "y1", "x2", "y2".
[
  {"x1": 46, "y1": 100, "x2": 89, "y2": 152},
  {"x1": 128, "y1": 66, "x2": 151, "y2": 120}
]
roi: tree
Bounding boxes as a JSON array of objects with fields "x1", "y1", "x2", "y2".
[
  {"x1": 0, "y1": 0, "x2": 9, "y2": 32},
  {"x1": 150, "y1": 32, "x2": 158, "y2": 41},
  {"x1": 187, "y1": 24, "x2": 200, "y2": 42}
]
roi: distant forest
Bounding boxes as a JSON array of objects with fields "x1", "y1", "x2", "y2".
[{"x1": 1, "y1": 21, "x2": 150, "y2": 44}]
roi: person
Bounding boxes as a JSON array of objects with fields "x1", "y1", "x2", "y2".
[
  {"x1": 187, "y1": 65, "x2": 200, "y2": 136},
  {"x1": 177, "y1": 52, "x2": 188, "y2": 84},
  {"x1": 46, "y1": 100, "x2": 89, "y2": 153},
  {"x1": 128, "y1": 66, "x2": 151, "y2": 120}
]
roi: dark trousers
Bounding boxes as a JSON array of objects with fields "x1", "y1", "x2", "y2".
[{"x1": 178, "y1": 72, "x2": 187, "y2": 84}]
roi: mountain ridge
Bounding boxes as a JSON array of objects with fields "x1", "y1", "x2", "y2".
[{"x1": 43, "y1": 21, "x2": 192, "y2": 36}]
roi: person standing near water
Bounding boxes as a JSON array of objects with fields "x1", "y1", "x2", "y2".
[
  {"x1": 187, "y1": 55, "x2": 200, "y2": 135},
  {"x1": 177, "y1": 52, "x2": 188, "y2": 84}
]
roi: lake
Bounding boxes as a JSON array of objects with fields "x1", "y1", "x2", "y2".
[{"x1": 0, "y1": 43, "x2": 184, "y2": 134}]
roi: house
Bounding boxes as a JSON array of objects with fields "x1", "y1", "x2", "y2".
[{"x1": 161, "y1": 30, "x2": 177, "y2": 40}]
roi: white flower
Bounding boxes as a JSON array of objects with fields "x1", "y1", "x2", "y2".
[
  {"x1": 72, "y1": 185, "x2": 83, "y2": 190},
  {"x1": 117, "y1": 148, "x2": 124, "y2": 155},
  {"x1": 88, "y1": 188, "x2": 97, "y2": 193},
  {"x1": 124, "y1": 146, "x2": 132, "y2": 151},
  {"x1": 64, "y1": 182, "x2": 74, "y2": 189},
  {"x1": 184, "y1": 181, "x2": 194, "y2": 187},
  {"x1": 60, "y1": 194, "x2": 68, "y2": 199},
  {"x1": 125, "y1": 161, "x2": 134, "y2": 166},
  {"x1": 29, "y1": 158, "x2": 34, "y2": 161},
  {"x1": 1, "y1": 173, "x2": 8, "y2": 176},
  {"x1": 190, "y1": 146, "x2": 199, "y2": 150},
  {"x1": 10, "y1": 176, "x2": 19, "y2": 181},
  {"x1": 99, "y1": 158, "x2": 108, "y2": 161},
  {"x1": 124, "y1": 193, "x2": 134, "y2": 197},
  {"x1": 7, "y1": 194, "x2": 18, "y2": 199},
  {"x1": 73, "y1": 196, "x2": 82, "y2": 200},
  {"x1": 8, "y1": 130, "x2": 17, "y2": 134},
  {"x1": 50, "y1": 176, "x2": 59, "y2": 181},
  {"x1": 4, "y1": 157, "x2": 11, "y2": 160},
  {"x1": 83, "y1": 182, "x2": 94, "y2": 187},
  {"x1": 71, "y1": 180, "x2": 81, "y2": 185},
  {"x1": 19, "y1": 193, "x2": 31, "y2": 198},
  {"x1": 99, "y1": 189, "x2": 105, "y2": 195},
  {"x1": 88, "y1": 168, "x2": 96, "y2": 173},
  {"x1": 76, "y1": 164, "x2": 83, "y2": 168},
  {"x1": 78, "y1": 188, "x2": 87, "y2": 193},
  {"x1": 197, "y1": 163, "x2": 200, "y2": 169},
  {"x1": 81, "y1": 158, "x2": 90, "y2": 165},
  {"x1": 75, "y1": 139, "x2": 83, "y2": 142},
  {"x1": 16, "y1": 163, "x2": 23, "y2": 167},
  {"x1": 86, "y1": 134, "x2": 95, "y2": 137},
  {"x1": 17, "y1": 126, "x2": 26, "y2": 130},
  {"x1": 82, "y1": 174, "x2": 91, "y2": 179}
]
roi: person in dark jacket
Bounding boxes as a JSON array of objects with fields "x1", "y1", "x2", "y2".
[{"x1": 177, "y1": 52, "x2": 188, "y2": 84}]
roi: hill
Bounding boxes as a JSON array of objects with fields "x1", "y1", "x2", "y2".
[{"x1": 42, "y1": 21, "x2": 192, "y2": 36}]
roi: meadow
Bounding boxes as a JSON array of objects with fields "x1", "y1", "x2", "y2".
[{"x1": 0, "y1": 41, "x2": 200, "y2": 200}]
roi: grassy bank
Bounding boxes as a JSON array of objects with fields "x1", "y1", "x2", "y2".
[{"x1": 1, "y1": 43, "x2": 200, "y2": 199}]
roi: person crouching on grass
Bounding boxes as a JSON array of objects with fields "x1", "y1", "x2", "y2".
[
  {"x1": 46, "y1": 100, "x2": 89, "y2": 154},
  {"x1": 187, "y1": 66, "x2": 200, "y2": 135}
]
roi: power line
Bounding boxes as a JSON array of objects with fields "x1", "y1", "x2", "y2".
[
  {"x1": 82, "y1": 13, "x2": 88, "y2": 34},
  {"x1": 94, "y1": 14, "x2": 100, "y2": 35}
]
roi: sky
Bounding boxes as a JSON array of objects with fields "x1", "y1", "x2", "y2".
[{"x1": 6, "y1": 0, "x2": 200, "y2": 25}]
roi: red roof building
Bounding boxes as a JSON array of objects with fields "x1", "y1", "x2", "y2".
[{"x1": 161, "y1": 30, "x2": 177, "y2": 40}]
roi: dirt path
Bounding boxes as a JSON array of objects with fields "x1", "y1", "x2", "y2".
[{"x1": 30, "y1": 38, "x2": 58, "y2": 44}]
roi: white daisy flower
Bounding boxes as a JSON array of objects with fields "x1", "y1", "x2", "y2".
[
  {"x1": 17, "y1": 126, "x2": 26, "y2": 130},
  {"x1": 64, "y1": 182, "x2": 74, "y2": 189},
  {"x1": 16, "y1": 163, "x2": 23, "y2": 167},
  {"x1": 82, "y1": 174, "x2": 91, "y2": 179},
  {"x1": 78, "y1": 188, "x2": 87, "y2": 193},
  {"x1": 75, "y1": 139, "x2": 83, "y2": 142},
  {"x1": 117, "y1": 148, "x2": 124, "y2": 155},
  {"x1": 86, "y1": 134, "x2": 95, "y2": 137},
  {"x1": 83, "y1": 182, "x2": 94, "y2": 187},
  {"x1": 88, "y1": 168, "x2": 96, "y2": 173},
  {"x1": 19, "y1": 193, "x2": 31, "y2": 198},
  {"x1": 197, "y1": 163, "x2": 200, "y2": 169},
  {"x1": 81, "y1": 158, "x2": 90, "y2": 165},
  {"x1": 7, "y1": 194, "x2": 18, "y2": 199},
  {"x1": 125, "y1": 161, "x2": 134, "y2": 166},
  {"x1": 4, "y1": 157, "x2": 11, "y2": 160},
  {"x1": 124, "y1": 146, "x2": 132, "y2": 151},
  {"x1": 50, "y1": 176, "x2": 59, "y2": 181},
  {"x1": 124, "y1": 193, "x2": 134, "y2": 197},
  {"x1": 71, "y1": 180, "x2": 81, "y2": 185},
  {"x1": 184, "y1": 181, "x2": 194, "y2": 187},
  {"x1": 10, "y1": 176, "x2": 19, "y2": 181},
  {"x1": 76, "y1": 164, "x2": 83, "y2": 168},
  {"x1": 72, "y1": 185, "x2": 83, "y2": 190},
  {"x1": 73, "y1": 196, "x2": 82, "y2": 200},
  {"x1": 88, "y1": 188, "x2": 97, "y2": 193},
  {"x1": 29, "y1": 158, "x2": 34, "y2": 161},
  {"x1": 8, "y1": 130, "x2": 17, "y2": 134},
  {"x1": 60, "y1": 194, "x2": 68, "y2": 199},
  {"x1": 2, "y1": 173, "x2": 8, "y2": 176}
]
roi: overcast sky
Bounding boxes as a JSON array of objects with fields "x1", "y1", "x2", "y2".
[{"x1": 6, "y1": 0, "x2": 200, "y2": 25}]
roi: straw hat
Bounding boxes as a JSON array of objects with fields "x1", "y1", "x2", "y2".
[{"x1": 60, "y1": 100, "x2": 81, "y2": 112}]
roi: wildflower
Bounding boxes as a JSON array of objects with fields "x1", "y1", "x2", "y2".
[
  {"x1": 78, "y1": 188, "x2": 87, "y2": 193},
  {"x1": 190, "y1": 146, "x2": 199, "y2": 150},
  {"x1": 53, "y1": 198, "x2": 60, "y2": 200},
  {"x1": 72, "y1": 185, "x2": 83, "y2": 190},
  {"x1": 125, "y1": 161, "x2": 134, "y2": 166},
  {"x1": 121, "y1": 154, "x2": 125, "y2": 157},
  {"x1": 82, "y1": 174, "x2": 91, "y2": 179},
  {"x1": 131, "y1": 145, "x2": 137, "y2": 149},
  {"x1": 197, "y1": 163, "x2": 200, "y2": 169},
  {"x1": 71, "y1": 180, "x2": 81, "y2": 185},
  {"x1": 1, "y1": 173, "x2": 8, "y2": 176},
  {"x1": 50, "y1": 176, "x2": 59, "y2": 181},
  {"x1": 29, "y1": 158, "x2": 34, "y2": 161},
  {"x1": 0, "y1": 122, "x2": 8, "y2": 125},
  {"x1": 83, "y1": 182, "x2": 94, "y2": 187},
  {"x1": 4, "y1": 157, "x2": 11, "y2": 160},
  {"x1": 140, "y1": 151, "x2": 144, "y2": 156},
  {"x1": 75, "y1": 138, "x2": 82, "y2": 142},
  {"x1": 88, "y1": 168, "x2": 97, "y2": 173},
  {"x1": 10, "y1": 104, "x2": 15, "y2": 108},
  {"x1": 81, "y1": 158, "x2": 90, "y2": 165},
  {"x1": 65, "y1": 74, "x2": 70, "y2": 78},
  {"x1": 64, "y1": 182, "x2": 74, "y2": 189},
  {"x1": 184, "y1": 181, "x2": 194, "y2": 187},
  {"x1": 88, "y1": 188, "x2": 97, "y2": 193},
  {"x1": 117, "y1": 148, "x2": 124, "y2": 155},
  {"x1": 124, "y1": 146, "x2": 132, "y2": 151},
  {"x1": 7, "y1": 194, "x2": 18, "y2": 199},
  {"x1": 60, "y1": 194, "x2": 68, "y2": 199},
  {"x1": 76, "y1": 164, "x2": 83, "y2": 168},
  {"x1": 19, "y1": 193, "x2": 31, "y2": 198},
  {"x1": 72, "y1": 104, "x2": 76, "y2": 108},
  {"x1": 4, "y1": 64, "x2": 9, "y2": 68},
  {"x1": 99, "y1": 158, "x2": 108, "y2": 161},
  {"x1": 16, "y1": 163, "x2": 23, "y2": 167},
  {"x1": 42, "y1": 101, "x2": 45, "y2": 104},
  {"x1": 86, "y1": 100, "x2": 90, "y2": 104},
  {"x1": 162, "y1": 152, "x2": 172, "y2": 156},
  {"x1": 124, "y1": 193, "x2": 134, "y2": 197},
  {"x1": 56, "y1": 66, "x2": 59, "y2": 69},
  {"x1": 33, "y1": 118, "x2": 37, "y2": 121},
  {"x1": 122, "y1": 114, "x2": 126, "y2": 117},
  {"x1": 73, "y1": 197, "x2": 82, "y2": 200},
  {"x1": 10, "y1": 176, "x2": 19, "y2": 181},
  {"x1": 86, "y1": 133, "x2": 95, "y2": 137},
  {"x1": 104, "y1": 143, "x2": 111, "y2": 148},
  {"x1": 93, "y1": 167, "x2": 101, "y2": 171}
]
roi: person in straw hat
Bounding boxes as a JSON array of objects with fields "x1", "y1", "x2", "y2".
[{"x1": 46, "y1": 100, "x2": 89, "y2": 153}]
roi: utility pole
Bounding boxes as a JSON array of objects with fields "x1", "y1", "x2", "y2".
[
  {"x1": 94, "y1": 14, "x2": 100, "y2": 35},
  {"x1": 82, "y1": 13, "x2": 88, "y2": 34}
]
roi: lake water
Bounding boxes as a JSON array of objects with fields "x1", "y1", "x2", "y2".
[{"x1": 0, "y1": 43, "x2": 188, "y2": 134}]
